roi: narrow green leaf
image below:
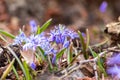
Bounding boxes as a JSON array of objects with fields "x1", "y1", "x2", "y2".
[
  {"x1": 37, "y1": 47, "x2": 46, "y2": 60},
  {"x1": 56, "y1": 48, "x2": 66, "y2": 60},
  {"x1": 12, "y1": 66, "x2": 19, "y2": 80},
  {"x1": 0, "y1": 29, "x2": 15, "y2": 39},
  {"x1": 37, "y1": 18, "x2": 52, "y2": 34},
  {"x1": 67, "y1": 45, "x2": 72, "y2": 64},
  {"x1": 86, "y1": 29, "x2": 90, "y2": 49},
  {"x1": 7, "y1": 46, "x2": 28, "y2": 80},
  {"x1": 89, "y1": 46, "x2": 107, "y2": 76},
  {"x1": 78, "y1": 31, "x2": 88, "y2": 59},
  {"x1": 1, "y1": 58, "x2": 15, "y2": 80},
  {"x1": 36, "y1": 26, "x2": 41, "y2": 34},
  {"x1": 23, "y1": 61, "x2": 32, "y2": 80}
]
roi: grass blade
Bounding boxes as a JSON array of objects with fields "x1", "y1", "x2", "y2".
[
  {"x1": 67, "y1": 45, "x2": 72, "y2": 64},
  {"x1": 89, "y1": 46, "x2": 107, "y2": 76},
  {"x1": 0, "y1": 29, "x2": 15, "y2": 39},
  {"x1": 78, "y1": 31, "x2": 88, "y2": 59},
  {"x1": 23, "y1": 61, "x2": 32, "y2": 80},
  {"x1": 1, "y1": 58, "x2": 15, "y2": 80},
  {"x1": 56, "y1": 48, "x2": 66, "y2": 60},
  {"x1": 7, "y1": 46, "x2": 28, "y2": 80},
  {"x1": 86, "y1": 29, "x2": 90, "y2": 49},
  {"x1": 37, "y1": 18, "x2": 52, "y2": 34},
  {"x1": 37, "y1": 47, "x2": 46, "y2": 60}
]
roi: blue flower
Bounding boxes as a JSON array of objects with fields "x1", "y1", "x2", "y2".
[
  {"x1": 63, "y1": 40, "x2": 70, "y2": 48},
  {"x1": 29, "y1": 20, "x2": 37, "y2": 33},
  {"x1": 107, "y1": 65, "x2": 120, "y2": 79},
  {"x1": 23, "y1": 33, "x2": 46, "y2": 51},
  {"x1": 48, "y1": 24, "x2": 78, "y2": 45},
  {"x1": 99, "y1": 1, "x2": 108, "y2": 13},
  {"x1": 14, "y1": 31, "x2": 27, "y2": 44},
  {"x1": 106, "y1": 53, "x2": 120, "y2": 79},
  {"x1": 30, "y1": 62, "x2": 36, "y2": 70},
  {"x1": 107, "y1": 53, "x2": 120, "y2": 66}
]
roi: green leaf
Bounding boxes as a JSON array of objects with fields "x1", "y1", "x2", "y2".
[
  {"x1": 78, "y1": 31, "x2": 88, "y2": 59},
  {"x1": 23, "y1": 61, "x2": 32, "y2": 80},
  {"x1": 67, "y1": 45, "x2": 72, "y2": 64},
  {"x1": 86, "y1": 29, "x2": 90, "y2": 49},
  {"x1": 0, "y1": 29, "x2": 15, "y2": 39},
  {"x1": 89, "y1": 46, "x2": 107, "y2": 76},
  {"x1": 1, "y1": 58, "x2": 15, "y2": 80},
  {"x1": 36, "y1": 26, "x2": 41, "y2": 34},
  {"x1": 37, "y1": 18, "x2": 52, "y2": 34},
  {"x1": 37, "y1": 47, "x2": 46, "y2": 60},
  {"x1": 7, "y1": 46, "x2": 28, "y2": 80},
  {"x1": 56, "y1": 48, "x2": 66, "y2": 60}
]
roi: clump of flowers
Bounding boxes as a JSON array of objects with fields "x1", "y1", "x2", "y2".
[
  {"x1": 106, "y1": 53, "x2": 120, "y2": 79},
  {"x1": 13, "y1": 20, "x2": 79, "y2": 70}
]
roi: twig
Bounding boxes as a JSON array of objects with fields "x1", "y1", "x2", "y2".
[{"x1": 60, "y1": 51, "x2": 107, "y2": 79}]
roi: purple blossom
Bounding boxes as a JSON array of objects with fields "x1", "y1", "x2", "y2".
[
  {"x1": 30, "y1": 62, "x2": 36, "y2": 70},
  {"x1": 23, "y1": 33, "x2": 46, "y2": 51},
  {"x1": 48, "y1": 24, "x2": 78, "y2": 45},
  {"x1": 99, "y1": 1, "x2": 108, "y2": 13},
  {"x1": 29, "y1": 20, "x2": 37, "y2": 33},
  {"x1": 14, "y1": 31, "x2": 27, "y2": 44},
  {"x1": 107, "y1": 53, "x2": 120, "y2": 66},
  {"x1": 107, "y1": 65, "x2": 120, "y2": 79},
  {"x1": 106, "y1": 53, "x2": 120, "y2": 79},
  {"x1": 63, "y1": 40, "x2": 70, "y2": 48}
]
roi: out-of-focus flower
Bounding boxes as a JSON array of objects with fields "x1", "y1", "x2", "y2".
[
  {"x1": 14, "y1": 31, "x2": 27, "y2": 44},
  {"x1": 30, "y1": 62, "x2": 36, "y2": 70},
  {"x1": 63, "y1": 40, "x2": 70, "y2": 48},
  {"x1": 29, "y1": 20, "x2": 37, "y2": 33},
  {"x1": 107, "y1": 65, "x2": 120, "y2": 79},
  {"x1": 107, "y1": 53, "x2": 120, "y2": 66},
  {"x1": 99, "y1": 1, "x2": 108, "y2": 13},
  {"x1": 106, "y1": 53, "x2": 120, "y2": 79}
]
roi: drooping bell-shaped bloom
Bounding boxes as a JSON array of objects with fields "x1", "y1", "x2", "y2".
[
  {"x1": 29, "y1": 20, "x2": 37, "y2": 33},
  {"x1": 99, "y1": 1, "x2": 108, "y2": 13}
]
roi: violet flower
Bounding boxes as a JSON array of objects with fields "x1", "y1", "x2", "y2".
[
  {"x1": 107, "y1": 65, "x2": 120, "y2": 79},
  {"x1": 48, "y1": 24, "x2": 78, "y2": 45},
  {"x1": 107, "y1": 53, "x2": 120, "y2": 66},
  {"x1": 30, "y1": 62, "x2": 36, "y2": 70},
  {"x1": 14, "y1": 31, "x2": 27, "y2": 45},
  {"x1": 106, "y1": 53, "x2": 120, "y2": 79},
  {"x1": 29, "y1": 20, "x2": 37, "y2": 33},
  {"x1": 23, "y1": 33, "x2": 47, "y2": 51},
  {"x1": 99, "y1": 1, "x2": 108, "y2": 13}
]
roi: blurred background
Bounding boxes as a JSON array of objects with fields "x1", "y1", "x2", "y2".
[{"x1": 0, "y1": 0, "x2": 120, "y2": 44}]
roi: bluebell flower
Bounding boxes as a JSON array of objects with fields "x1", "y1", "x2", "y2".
[
  {"x1": 52, "y1": 54, "x2": 56, "y2": 64},
  {"x1": 14, "y1": 31, "x2": 27, "y2": 44},
  {"x1": 107, "y1": 53, "x2": 120, "y2": 66},
  {"x1": 29, "y1": 20, "x2": 37, "y2": 33},
  {"x1": 30, "y1": 62, "x2": 36, "y2": 70},
  {"x1": 48, "y1": 24, "x2": 78, "y2": 45},
  {"x1": 99, "y1": 1, "x2": 108, "y2": 13},
  {"x1": 23, "y1": 33, "x2": 46, "y2": 51},
  {"x1": 107, "y1": 65, "x2": 120, "y2": 79},
  {"x1": 63, "y1": 40, "x2": 70, "y2": 48},
  {"x1": 106, "y1": 53, "x2": 120, "y2": 79}
]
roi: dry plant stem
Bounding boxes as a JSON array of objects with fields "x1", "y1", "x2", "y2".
[
  {"x1": 93, "y1": 61, "x2": 98, "y2": 80},
  {"x1": 60, "y1": 51, "x2": 107, "y2": 79}
]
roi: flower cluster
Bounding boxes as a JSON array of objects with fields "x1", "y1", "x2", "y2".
[
  {"x1": 106, "y1": 53, "x2": 120, "y2": 79},
  {"x1": 14, "y1": 21, "x2": 79, "y2": 69},
  {"x1": 48, "y1": 24, "x2": 78, "y2": 48}
]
